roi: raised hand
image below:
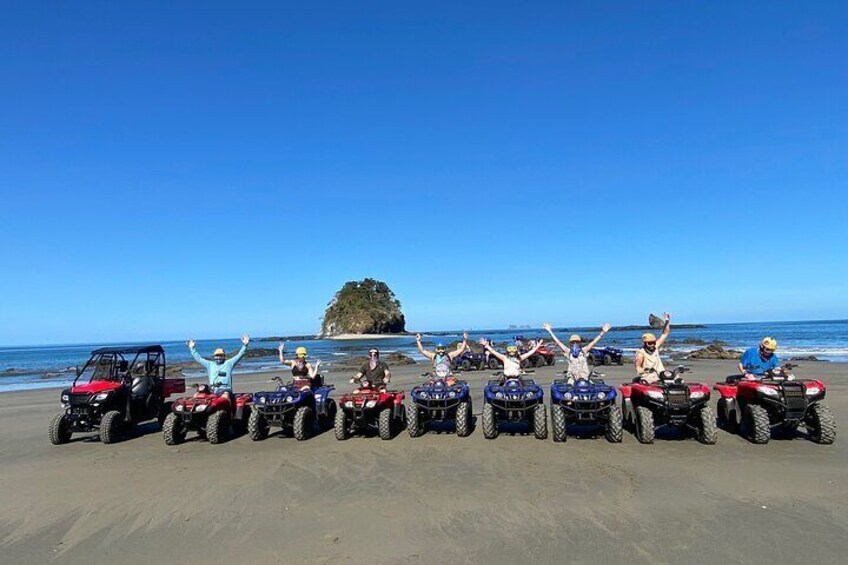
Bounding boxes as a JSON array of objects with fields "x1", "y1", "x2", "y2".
[
  {"x1": 415, "y1": 333, "x2": 422, "y2": 341},
  {"x1": 601, "y1": 323, "x2": 612, "y2": 333},
  {"x1": 314, "y1": 359, "x2": 322, "y2": 369},
  {"x1": 663, "y1": 313, "x2": 671, "y2": 324},
  {"x1": 278, "y1": 342, "x2": 285, "y2": 353},
  {"x1": 187, "y1": 339, "x2": 196, "y2": 349},
  {"x1": 478, "y1": 338, "x2": 489, "y2": 346},
  {"x1": 242, "y1": 334, "x2": 251, "y2": 346},
  {"x1": 542, "y1": 322, "x2": 552, "y2": 332},
  {"x1": 463, "y1": 331, "x2": 469, "y2": 341}
]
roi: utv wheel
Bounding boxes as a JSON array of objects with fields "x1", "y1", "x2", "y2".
[
  {"x1": 551, "y1": 405, "x2": 567, "y2": 443},
  {"x1": 100, "y1": 410, "x2": 124, "y2": 444},
  {"x1": 635, "y1": 406, "x2": 655, "y2": 444},
  {"x1": 482, "y1": 403, "x2": 498, "y2": 439},
  {"x1": 406, "y1": 404, "x2": 423, "y2": 438},
  {"x1": 162, "y1": 412, "x2": 185, "y2": 445},
  {"x1": 319, "y1": 399, "x2": 337, "y2": 430},
  {"x1": 334, "y1": 408, "x2": 349, "y2": 440},
  {"x1": 487, "y1": 358, "x2": 500, "y2": 370},
  {"x1": 293, "y1": 406, "x2": 315, "y2": 441},
  {"x1": 742, "y1": 404, "x2": 770, "y2": 445},
  {"x1": 49, "y1": 412, "x2": 71, "y2": 445},
  {"x1": 605, "y1": 404, "x2": 624, "y2": 443},
  {"x1": 455, "y1": 400, "x2": 472, "y2": 437},
  {"x1": 697, "y1": 405, "x2": 718, "y2": 445},
  {"x1": 603, "y1": 354, "x2": 613, "y2": 366},
  {"x1": 247, "y1": 409, "x2": 269, "y2": 441},
  {"x1": 206, "y1": 411, "x2": 231, "y2": 445},
  {"x1": 807, "y1": 403, "x2": 836, "y2": 445},
  {"x1": 378, "y1": 408, "x2": 394, "y2": 440},
  {"x1": 461, "y1": 359, "x2": 472, "y2": 371},
  {"x1": 533, "y1": 404, "x2": 548, "y2": 440},
  {"x1": 716, "y1": 398, "x2": 739, "y2": 434}
]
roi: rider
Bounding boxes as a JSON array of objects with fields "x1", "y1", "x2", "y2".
[
  {"x1": 738, "y1": 337, "x2": 780, "y2": 380},
  {"x1": 635, "y1": 313, "x2": 671, "y2": 384},
  {"x1": 543, "y1": 322, "x2": 612, "y2": 381},
  {"x1": 415, "y1": 332, "x2": 468, "y2": 384},
  {"x1": 352, "y1": 348, "x2": 392, "y2": 390},
  {"x1": 480, "y1": 338, "x2": 544, "y2": 379},
  {"x1": 278, "y1": 343, "x2": 322, "y2": 389},
  {"x1": 186, "y1": 335, "x2": 251, "y2": 399}
]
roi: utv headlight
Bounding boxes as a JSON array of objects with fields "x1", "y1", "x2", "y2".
[
  {"x1": 195, "y1": 404, "x2": 207, "y2": 412},
  {"x1": 647, "y1": 390, "x2": 664, "y2": 400},
  {"x1": 94, "y1": 392, "x2": 109, "y2": 401},
  {"x1": 805, "y1": 386, "x2": 821, "y2": 396},
  {"x1": 365, "y1": 400, "x2": 377, "y2": 408},
  {"x1": 757, "y1": 386, "x2": 779, "y2": 397},
  {"x1": 175, "y1": 404, "x2": 185, "y2": 412},
  {"x1": 61, "y1": 394, "x2": 69, "y2": 403},
  {"x1": 596, "y1": 392, "x2": 607, "y2": 400},
  {"x1": 689, "y1": 391, "x2": 705, "y2": 400}
]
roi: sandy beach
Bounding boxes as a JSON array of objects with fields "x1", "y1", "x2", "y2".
[{"x1": 1, "y1": 358, "x2": 846, "y2": 565}]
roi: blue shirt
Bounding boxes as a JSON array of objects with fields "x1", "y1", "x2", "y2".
[
  {"x1": 190, "y1": 345, "x2": 248, "y2": 388},
  {"x1": 740, "y1": 347, "x2": 779, "y2": 376}
]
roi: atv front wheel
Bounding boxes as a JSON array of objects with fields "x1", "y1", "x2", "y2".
[
  {"x1": 551, "y1": 405, "x2": 567, "y2": 443},
  {"x1": 742, "y1": 404, "x2": 770, "y2": 445},
  {"x1": 535, "y1": 356, "x2": 547, "y2": 368},
  {"x1": 247, "y1": 409, "x2": 269, "y2": 441},
  {"x1": 49, "y1": 412, "x2": 71, "y2": 445},
  {"x1": 716, "y1": 398, "x2": 739, "y2": 433},
  {"x1": 482, "y1": 403, "x2": 498, "y2": 439},
  {"x1": 605, "y1": 404, "x2": 623, "y2": 443},
  {"x1": 487, "y1": 358, "x2": 500, "y2": 370},
  {"x1": 807, "y1": 403, "x2": 836, "y2": 445},
  {"x1": 334, "y1": 408, "x2": 349, "y2": 440},
  {"x1": 586, "y1": 355, "x2": 595, "y2": 366},
  {"x1": 207, "y1": 411, "x2": 231, "y2": 445},
  {"x1": 697, "y1": 405, "x2": 718, "y2": 445},
  {"x1": 461, "y1": 359, "x2": 472, "y2": 371},
  {"x1": 406, "y1": 404, "x2": 423, "y2": 438},
  {"x1": 546, "y1": 356, "x2": 555, "y2": 366},
  {"x1": 293, "y1": 406, "x2": 315, "y2": 441},
  {"x1": 378, "y1": 408, "x2": 394, "y2": 440},
  {"x1": 635, "y1": 406, "x2": 655, "y2": 444},
  {"x1": 100, "y1": 410, "x2": 124, "y2": 444},
  {"x1": 603, "y1": 354, "x2": 613, "y2": 366},
  {"x1": 162, "y1": 412, "x2": 185, "y2": 445},
  {"x1": 533, "y1": 404, "x2": 548, "y2": 440},
  {"x1": 455, "y1": 400, "x2": 472, "y2": 437}
]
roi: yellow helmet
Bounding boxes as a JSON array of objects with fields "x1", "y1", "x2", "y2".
[
  {"x1": 213, "y1": 348, "x2": 226, "y2": 357},
  {"x1": 761, "y1": 337, "x2": 778, "y2": 351},
  {"x1": 569, "y1": 334, "x2": 582, "y2": 343},
  {"x1": 506, "y1": 345, "x2": 519, "y2": 354},
  {"x1": 295, "y1": 347, "x2": 308, "y2": 358},
  {"x1": 642, "y1": 333, "x2": 657, "y2": 343}
]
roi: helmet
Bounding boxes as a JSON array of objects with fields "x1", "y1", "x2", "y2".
[
  {"x1": 642, "y1": 333, "x2": 657, "y2": 343},
  {"x1": 295, "y1": 347, "x2": 308, "y2": 358},
  {"x1": 213, "y1": 348, "x2": 226, "y2": 357},
  {"x1": 569, "y1": 334, "x2": 582, "y2": 343},
  {"x1": 761, "y1": 337, "x2": 778, "y2": 351},
  {"x1": 506, "y1": 345, "x2": 519, "y2": 354}
]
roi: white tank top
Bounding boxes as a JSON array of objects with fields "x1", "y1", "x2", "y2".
[
  {"x1": 503, "y1": 357, "x2": 522, "y2": 377},
  {"x1": 639, "y1": 347, "x2": 665, "y2": 375}
]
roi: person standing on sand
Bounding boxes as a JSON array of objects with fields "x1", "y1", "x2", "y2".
[
  {"x1": 543, "y1": 322, "x2": 612, "y2": 381},
  {"x1": 738, "y1": 337, "x2": 780, "y2": 380},
  {"x1": 480, "y1": 338, "x2": 544, "y2": 379},
  {"x1": 278, "y1": 343, "x2": 322, "y2": 389},
  {"x1": 352, "y1": 348, "x2": 392, "y2": 389},
  {"x1": 635, "y1": 313, "x2": 671, "y2": 384},
  {"x1": 415, "y1": 332, "x2": 469, "y2": 384},
  {"x1": 186, "y1": 335, "x2": 251, "y2": 399}
]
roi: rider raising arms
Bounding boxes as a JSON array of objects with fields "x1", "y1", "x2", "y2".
[
  {"x1": 543, "y1": 322, "x2": 612, "y2": 381},
  {"x1": 353, "y1": 348, "x2": 392, "y2": 389},
  {"x1": 480, "y1": 338, "x2": 543, "y2": 378},
  {"x1": 416, "y1": 332, "x2": 468, "y2": 367},
  {"x1": 635, "y1": 313, "x2": 671, "y2": 384},
  {"x1": 278, "y1": 343, "x2": 322, "y2": 389},
  {"x1": 187, "y1": 335, "x2": 251, "y2": 399}
]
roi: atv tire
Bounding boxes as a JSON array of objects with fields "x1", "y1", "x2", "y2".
[
  {"x1": 603, "y1": 354, "x2": 613, "y2": 366},
  {"x1": 49, "y1": 412, "x2": 71, "y2": 445},
  {"x1": 535, "y1": 355, "x2": 547, "y2": 368},
  {"x1": 605, "y1": 404, "x2": 624, "y2": 443},
  {"x1": 247, "y1": 409, "x2": 269, "y2": 441},
  {"x1": 406, "y1": 404, "x2": 423, "y2": 438},
  {"x1": 461, "y1": 359, "x2": 472, "y2": 371},
  {"x1": 546, "y1": 356, "x2": 556, "y2": 366},
  {"x1": 697, "y1": 405, "x2": 718, "y2": 445},
  {"x1": 551, "y1": 405, "x2": 567, "y2": 443},
  {"x1": 716, "y1": 398, "x2": 739, "y2": 433},
  {"x1": 807, "y1": 403, "x2": 836, "y2": 445},
  {"x1": 100, "y1": 410, "x2": 124, "y2": 444},
  {"x1": 586, "y1": 355, "x2": 595, "y2": 366},
  {"x1": 742, "y1": 404, "x2": 770, "y2": 445},
  {"x1": 293, "y1": 406, "x2": 315, "y2": 441},
  {"x1": 533, "y1": 404, "x2": 548, "y2": 440},
  {"x1": 207, "y1": 410, "x2": 230, "y2": 445},
  {"x1": 635, "y1": 406, "x2": 655, "y2": 444},
  {"x1": 487, "y1": 357, "x2": 500, "y2": 370},
  {"x1": 455, "y1": 400, "x2": 472, "y2": 437},
  {"x1": 482, "y1": 403, "x2": 498, "y2": 439},
  {"x1": 334, "y1": 408, "x2": 349, "y2": 440},
  {"x1": 378, "y1": 408, "x2": 394, "y2": 440},
  {"x1": 162, "y1": 412, "x2": 185, "y2": 445}
]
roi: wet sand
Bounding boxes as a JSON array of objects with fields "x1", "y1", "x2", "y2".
[{"x1": 1, "y1": 359, "x2": 846, "y2": 564}]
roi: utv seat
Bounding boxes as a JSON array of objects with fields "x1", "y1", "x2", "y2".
[{"x1": 131, "y1": 375, "x2": 153, "y2": 398}]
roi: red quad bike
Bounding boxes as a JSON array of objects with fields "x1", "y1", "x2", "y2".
[
  {"x1": 334, "y1": 377, "x2": 405, "y2": 440},
  {"x1": 162, "y1": 382, "x2": 251, "y2": 445},
  {"x1": 620, "y1": 366, "x2": 717, "y2": 445},
  {"x1": 713, "y1": 363, "x2": 836, "y2": 445},
  {"x1": 49, "y1": 345, "x2": 185, "y2": 445}
]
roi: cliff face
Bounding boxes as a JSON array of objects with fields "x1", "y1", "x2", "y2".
[{"x1": 319, "y1": 279, "x2": 406, "y2": 337}]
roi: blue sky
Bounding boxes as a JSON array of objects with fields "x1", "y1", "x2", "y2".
[{"x1": 1, "y1": 1, "x2": 846, "y2": 345}]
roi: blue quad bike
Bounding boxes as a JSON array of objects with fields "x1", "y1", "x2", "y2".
[
  {"x1": 247, "y1": 375, "x2": 336, "y2": 441},
  {"x1": 451, "y1": 350, "x2": 488, "y2": 371},
  {"x1": 550, "y1": 372, "x2": 623, "y2": 443},
  {"x1": 586, "y1": 346, "x2": 625, "y2": 366},
  {"x1": 407, "y1": 365, "x2": 473, "y2": 437},
  {"x1": 482, "y1": 372, "x2": 547, "y2": 439}
]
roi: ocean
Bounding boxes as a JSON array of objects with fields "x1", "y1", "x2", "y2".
[{"x1": 1, "y1": 320, "x2": 846, "y2": 393}]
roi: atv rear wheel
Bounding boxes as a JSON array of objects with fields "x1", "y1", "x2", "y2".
[
  {"x1": 603, "y1": 354, "x2": 613, "y2": 366},
  {"x1": 807, "y1": 403, "x2": 836, "y2": 445},
  {"x1": 49, "y1": 412, "x2": 71, "y2": 445},
  {"x1": 534, "y1": 355, "x2": 547, "y2": 368},
  {"x1": 334, "y1": 408, "x2": 349, "y2": 440},
  {"x1": 293, "y1": 406, "x2": 315, "y2": 441},
  {"x1": 378, "y1": 408, "x2": 394, "y2": 440},
  {"x1": 207, "y1": 410, "x2": 230, "y2": 445},
  {"x1": 605, "y1": 404, "x2": 623, "y2": 443},
  {"x1": 461, "y1": 359, "x2": 472, "y2": 371},
  {"x1": 406, "y1": 404, "x2": 423, "y2": 438},
  {"x1": 635, "y1": 406, "x2": 655, "y2": 444},
  {"x1": 533, "y1": 404, "x2": 548, "y2": 440},
  {"x1": 247, "y1": 409, "x2": 269, "y2": 441},
  {"x1": 162, "y1": 413, "x2": 185, "y2": 445},
  {"x1": 551, "y1": 405, "x2": 567, "y2": 443},
  {"x1": 482, "y1": 403, "x2": 498, "y2": 439},
  {"x1": 546, "y1": 356, "x2": 555, "y2": 366},
  {"x1": 455, "y1": 400, "x2": 472, "y2": 437},
  {"x1": 100, "y1": 410, "x2": 124, "y2": 444},
  {"x1": 697, "y1": 405, "x2": 718, "y2": 445},
  {"x1": 487, "y1": 357, "x2": 500, "y2": 370},
  {"x1": 716, "y1": 398, "x2": 739, "y2": 433},
  {"x1": 742, "y1": 404, "x2": 770, "y2": 445}
]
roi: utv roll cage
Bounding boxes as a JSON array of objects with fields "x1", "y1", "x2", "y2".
[{"x1": 73, "y1": 345, "x2": 166, "y2": 386}]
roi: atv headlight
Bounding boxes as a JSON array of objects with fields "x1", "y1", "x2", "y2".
[
  {"x1": 647, "y1": 390, "x2": 664, "y2": 400},
  {"x1": 315, "y1": 394, "x2": 322, "y2": 400},
  {"x1": 757, "y1": 386, "x2": 779, "y2": 397},
  {"x1": 94, "y1": 392, "x2": 109, "y2": 401},
  {"x1": 365, "y1": 400, "x2": 377, "y2": 408},
  {"x1": 448, "y1": 391, "x2": 457, "y2": 398},
  {"x1": 258, "y1": 396, "x2": 267, "y2": 404},
  {"x1": 418, "y1": 392, "x2": 428, "y2": 399},
  {"x1": 195, "y1": 404, "x2": 207, "y2": 412},
  {"x1": 805, "y1": 386, "x2": 821, "y2": 396},
  {"x1": 689, "y1": 391, "x2": 705, "y2": 400},
  {"x1": 345, "y1": 401, "x2": 353, "y2": 408},
  {"x1": 596, "y1": 391, "x2": 606, "y2": 400},
  {"x1": 61, "y1": 394, "x2": 69, "y2": 403},
  {"x1": 563, "y1": 392, "x2": 573, "y2": 401},
  {"x1": 175, "y1": 404, "x2": 185, "y2": 412},
  {"x1": 495, "y1": 392, "x2": 504, "y2": 399},
  {"x1": 525, "y1": 391, "x2": 535, "y2": 399},
  {"x1": 285, "y1": 396, "x2": 294, "y2": 403}
]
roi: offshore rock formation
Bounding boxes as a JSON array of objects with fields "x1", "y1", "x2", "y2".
[{"x1": 320, "y1": 279, "x2": 406, "y2": 337}]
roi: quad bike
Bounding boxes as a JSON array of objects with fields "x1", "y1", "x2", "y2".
[
  {"x1": 550, "y1": 371, "x2": 622, "y2": 443},
  {"x1": 406, "y1": 363, "x2": 472, "y2": 437},
  {"x1": 247, "y1": 375, "x2": 336, "y2": 441},
  {"x1": 452, "y1": 350, "x2": 487, "y2": 371},
  {"x1": 482, "y1": 372, "x2": 547, "y2": 439},
  {"x1": 49, "y1": 345, "x2": 185, "y2": 445},
  {"x1": 713, "y1": 363, "x2": 836, "y2": 445},
  {"x1": 585, "y1": 346, "x2": 625, "y2": 366},
  {"x1": 334, "y1": 377, "x2": 404, "y2": 440},
  {"x1": 620, "y1": 366, "x2": 717, "y2": 445},
  {"x1": 162, "y1": 382, "x2": 251, "y2": 445}
]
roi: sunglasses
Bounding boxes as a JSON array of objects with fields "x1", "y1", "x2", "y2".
[
  {"x1": 368, "y1": 351, "x2": 379, "y2": 356},
  {"x1": 644, "y1": 342, "x2": 657, "y2": 346}
]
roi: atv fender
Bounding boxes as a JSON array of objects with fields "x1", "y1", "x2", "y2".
[
  {"x1": 713, "y1": 383, "x2": 738, "y2": 399},
  {"x1": 621, "y1": 396, "x2": 634, "y2": 423},
  {"x1": 619, "y1": 384, "x2": 632, "y2": 398}
]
